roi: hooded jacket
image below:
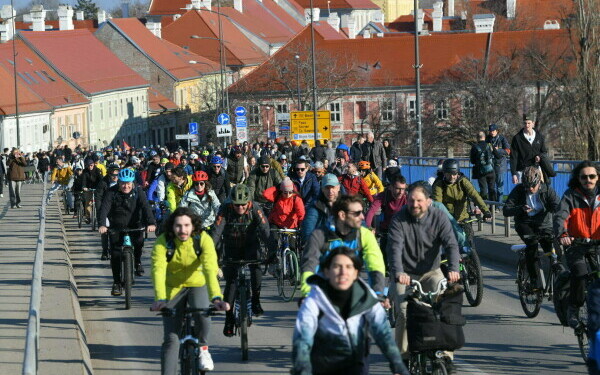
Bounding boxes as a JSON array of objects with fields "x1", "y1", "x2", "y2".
[
  {"x1": 292, "y1": 276, "x2": 407, "y2": 375},
  {"x1": 263, "y1": 185, "x2": 305, "y2": 229},
  {"x1": 554, "y1": 187, "x2": 600, "y2": 240},
  {"x1": 339, "y1": 174, "x2": 373, "y2": 203},
  {"x1": 166, "y1": 175, "x2": 193, "y2": 213},
  {"x1": 432, "y1": 174, "x2": 489, "y2": 222},
  {"x1": 51, "y1": 164, "x2": 73, "y2": 185},
  {"x1": 179, "y1": 189, "x2": 221, "y2": 229},
  {"x1": 363, "y1": 170, "x2": 384, "y2": 196}
]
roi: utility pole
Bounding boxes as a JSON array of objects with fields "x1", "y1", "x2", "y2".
[
  {"x1": 10, "y1": 0, "x2": 20, "y2": 148},
  {"x1": 413, "y1": 0, "x2": 422, "y2": 157},
  {"x1": 308, "y1": 1, "x2": 318, "y2": 143}
]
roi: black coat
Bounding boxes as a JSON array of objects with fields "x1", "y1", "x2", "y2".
[
  {"x1": 510, "y1": 129, "x2": 548, "y2": 176},
  {"x1": 503, "y1": 183, "x2": 560, "y2": 230},
  {"x1": 98, "y1": 186, "x2": 156, "y2": 229}
]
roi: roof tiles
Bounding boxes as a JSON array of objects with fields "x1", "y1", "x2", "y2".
[{"x1": 0, "y1": 64, "x2": 51, "y2": 116}]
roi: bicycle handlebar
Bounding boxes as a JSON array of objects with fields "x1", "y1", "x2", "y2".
[
  {"x1": 154, "y1": 306, "x2": 220, "y2": 317},
  {"x1": 222, "y1": 259, "x2": 264, "y2": 266},
  {"x1": 270, "y1": 228, "x2": 298, "y2": 233},
  {"x1": 572, "y1": 238, "x2": 600, "y2": 246},
  {"x1": 409, "y1": 279, "x2": 448, "y2": 298},
  {"x1": 109, "y1": 227, "x2": 147, "y2": 234}
]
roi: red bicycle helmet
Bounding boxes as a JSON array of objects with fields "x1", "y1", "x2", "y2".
[{"x1": 192, "y1": 170, "x2": 209, "y2": 182}]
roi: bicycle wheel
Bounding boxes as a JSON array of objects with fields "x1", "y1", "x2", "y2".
[
  {"x1": 516, "y1": 255, "x2": 542, "y2": 318},
  {"x1": 123, "y1": 248, "x2": 133, "y2": 310},
  {"x1": 281, "y1": 249, "x2": 300, "y2": 302},
  {"x1": 77, "y1": 200, "x2": 84, "y2": 229},
  {"x1": 387, "y1": 299, "x2": 396, "y2": 328},
  {"x1": 63, "y1": 192, "x2": 70, "y2": 215},
  {"x1": 576, "y1": 302, "x2": 589, "y2": 362},
  {"x1": 408, "y1": 353, "x2": 424, "y2": 375},
  {"x1": 239, "y1": 283, "x2": 249, "y2": 361},
  {"x1": 463, "y1": 248, "x2": 484, "y2": 306},
  {"x1": 432, "y1": 359, "x2": 448, "y2": 375},
  {"x1": 181, "y1": 342, "x2": 199, "y2": 375},
  {"x1": 91, "y1": 201, "x2": 97, "y2": 231}
]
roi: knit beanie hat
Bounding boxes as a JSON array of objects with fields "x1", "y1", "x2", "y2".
[{"x1": 280, "y1": 177, "x2": 294, "y2": 192}]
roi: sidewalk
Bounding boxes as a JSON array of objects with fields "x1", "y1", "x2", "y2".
[{"x1": 0, "y1": 182, "x2": 92, "y2": 374}]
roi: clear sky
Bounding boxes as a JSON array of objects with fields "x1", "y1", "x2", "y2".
[{"x1": 0, "y1": 1, "x2": 127, "y2": 12}]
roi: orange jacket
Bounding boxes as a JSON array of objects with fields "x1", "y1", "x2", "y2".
[
  {"x1": 554, "y1": 187, "x2": 600, "y2": 240},
  {"x1": 263, "y1": 186, "x2": 305, "y2": 229}
]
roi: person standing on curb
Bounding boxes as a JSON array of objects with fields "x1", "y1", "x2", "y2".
[{"x1": 486, "y1": 124, "x2": 510, "y2": 201}]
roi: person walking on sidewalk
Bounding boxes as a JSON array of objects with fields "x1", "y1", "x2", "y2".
[{"x1": 8, "y1": 148, "x2": 27, "y2": 208}]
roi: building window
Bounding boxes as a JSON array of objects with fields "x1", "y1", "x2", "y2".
[
  {"x1": 248, "y1": 105, "x2": 260, "y2": 125},
  {"x1": 108, "y1": 101, "x2": 112, "y2": 118},
  {"x1": 436, "y1": 100, "x2": 449, "y2": 120},
  {"x1": 463, "y1": 97, "x2": 475, "y2": 118},
  {"x1": 356, "y1": 101, "x2": 367, "y2": 120},
  {"x1": 381, "y1": 100, "x2": 394, "y2": 121},
  {"x1": 100, "y1": 102, "x2": 104, "y2": 120},
  {"x1": 276, "y1": 104, "x2": 288, "y2": 114},
  {"x1": 407, "y1": 98, "x2": 416, "y2": 120},
  {"x1": 330, "y1": 101, "x2": 341, "y2": 122}
]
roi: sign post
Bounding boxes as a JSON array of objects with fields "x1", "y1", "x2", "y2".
[
  {"x1": 290, "y1": 110, "x2": 331, "y2": 146},
  {"x1": 217, "y1": 113, "x2": 231, "y2": 147},
  {"x1": 187, "y1": 122, "x2": 198, "y2": 152},
  {"x1": 235, "y1": 106, "x2": 248, "y2": 143}
]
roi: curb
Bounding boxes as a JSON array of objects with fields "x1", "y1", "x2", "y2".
[{"x1": 57, "y1": 205, "x2": 95, "y2": 375}]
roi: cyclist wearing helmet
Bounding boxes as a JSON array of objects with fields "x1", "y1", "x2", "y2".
[
  {"x1": 180, "y1": 171, "x2": 221, "y2": 231},
  {"x1": 97, "y1": 163, "x2": 121, "y2": 260},
  {"x1": 208, "y1": 155, "x2": 230, "y2": 203},
  {"x1": 358, "y1": 160, "x2": 384, "y2": 196},
  {"x1": 503, "y1": 166, "x2": 560, "y2": 289},
  {"x1": 432, "y1": 158, "x2": 491, "y2": 223},
  {"x1": 211, "y1": 184, "x2": 273, "y2": 336},
  {"x1": 98, "y1": 168, "x2": 156, "y2": 296},
  {"x1": 165, "y1": 166, "x2": 193, "y2": 213}
]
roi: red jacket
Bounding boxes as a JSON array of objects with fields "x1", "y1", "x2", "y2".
[
  {"x1": 170, "y1": 157, "x2": 181, "y2": 166},
  {"x1": 555, "y1": 187, "x2": 600, "y2": 240},
  {"x1": 339, "y1": 174, "x2": 373, "y2": 202},
  {"x1": 263, "y1": 186, "x2": 305, "y2": 228}
]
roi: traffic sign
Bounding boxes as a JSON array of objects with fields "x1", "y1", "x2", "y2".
[
  {"x1": 235, "y1": 116, "x2": 247, "y2": 127},
  {"x1": 290, "y1": 110, "x2": 331, "y2": 143},
  {"x1": 188, "y1": 122, "x2": 198, "y2": 135},
  {"x1": 216, "y1": 124, "x2": 232, "y2": 138},
  {"x1": 175, "y1": 134, "x2": 197, "y2": 140},
  {"x1": 235, "y1": 106, "x2": 247, "y2": 116},
  {"x1": 237, "y1": 127, "x2": 248, "y2": 142},
  {"x1": 217, "y1": 113, "x2": 230, "y2": 125}
]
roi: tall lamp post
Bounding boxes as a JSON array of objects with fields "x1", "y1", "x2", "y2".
[
  {"x1": 294, "y1": 55, "x2": 302, "y2": 109},
  {"x1": 308, "y1": 2, "x2": 318, "y2": 142},
  {"x1": 9, "y1": 0, "x2": 20, "y2": 148},
  {"x1": 413, "y1": 0, "x2": 423, "y2": 157}
]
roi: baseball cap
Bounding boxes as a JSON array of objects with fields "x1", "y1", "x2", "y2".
[
  {"x1": 321, "y1": 173, "x2": 340, "y2": 187},
  {"x1": 489, "y1": 124, "x2": 498, "y2": 131}
]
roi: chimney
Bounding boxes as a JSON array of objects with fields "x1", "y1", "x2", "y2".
[
  {"x1": 304, "y1": 8, "x2": 320, "y2": 24},
  {"x1": 347, "y1": 16, "x2": 356, "y2": 39},
  {"x1": 191, "y1": 0, "x2": 202, "y2": 8},
  {"x1": 58, "y1": 5, "x2": 74, "y2": 30},
  {"x1": 543, "y1": 20, "x2": 560, "y2": 29},
  {"x1": 432, "y1": 1, "x2": 443, "y2": 32},
  {"x1": 473, "y1": 14, "x2": 495, "y2": 33},
  {"x1": 121, "y1": 0, "x2": 130, "y2": 18},
  {"x1": 146, "y1": 20, "x2": 162, "y2": 38},
  {"x1": 506, "y1": 0, "x2": 515, "y2": 19},
  {"x1": 447, "y1": 0, "x2": 454, "y2": 17},
  {"x1": 327, "y1": 12, "x2": 340, "y2": 32},
  {"x1": 0, "y1": 5, "x2": 15, "y2": 42},
  {"x1": 234, "y1": 0, "x2": 243, "y2": 13},
  {"x1": 98, "y1": 10, "x2": 107, "y2": 24},
  {"x1": 415, "y1": 9, "x2": 424, "y2": 33},
  {"x1": 75, "y1": 10, "x2": 84, "y2": 20},
  {"x1": 372, "y1": 10, "x2": 383, "y2": 24},
  {"x1": 30, "y1": 5, "x2": 46, "y2": 32},
  {"x1": 202, "y1": 0, "x2": 212, "y2": 10},
  {"x1": 363, "y1": 29, "x2": 371, "y2": 38}
]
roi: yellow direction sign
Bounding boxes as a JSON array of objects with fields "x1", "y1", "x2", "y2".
[{"x1": 290, "y1": 111, "x2": 331, "y2": 144}]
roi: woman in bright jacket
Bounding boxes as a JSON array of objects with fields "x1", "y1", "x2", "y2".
[
  {"x1": 358, "y1": 161, "x2": 384, "y2": 196},
  {"x1": 339, "y1": 163, "x2": 373, "y2": 203},
  {"x1": 151, "y1": 207, "x2": 229, "y2": 375},
  {"x1": 292, "y1": 247, "x2": 408, "y2": 375},
  {"x1": 165, "y1": 166, "x2": 193, "y2": 213},
  {"x1": 263, "y1": 177, "x2": 306, "y2": 229},
  {"x1": 180, "y1": 170, "x2": 221, "y2": 231}
]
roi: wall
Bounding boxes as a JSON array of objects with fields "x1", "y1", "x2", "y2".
[
  {"x1": 0, "y1": 111, "x2": 51, "y2": 153},
  {"x1": 51, "y1": 104, "x2": 89, "y2": 149}
]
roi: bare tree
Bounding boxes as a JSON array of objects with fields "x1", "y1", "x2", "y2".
[{"x1": 108, "y1": 0, "x2": 150, "y2": 18}]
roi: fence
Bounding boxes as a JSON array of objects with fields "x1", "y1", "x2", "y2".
[
  {"x1": 22, "y1": 181, "x2": 47, "y2": 375},
  {"x1": 397, "y1": 156, "x2": 580, "y2": 197}
]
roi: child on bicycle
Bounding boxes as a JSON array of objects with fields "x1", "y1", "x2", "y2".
[{"x1": 150, "y1": 207, "x2": 229, "y2": 374}]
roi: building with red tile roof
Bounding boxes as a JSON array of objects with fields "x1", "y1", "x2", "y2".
[{"x1": 19, "y1": 29, "x2": 151, "y2": 148}]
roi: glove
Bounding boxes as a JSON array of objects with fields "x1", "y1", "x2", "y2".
[{"x1": 483, "y1": 211, "x2": 492, "y2": 220}]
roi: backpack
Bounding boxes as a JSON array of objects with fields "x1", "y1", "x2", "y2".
[
  {"x1": 474, "y1": 143, "x2": 494, "y2": 176},
  {"x1": 165, "y1": 234, "x2": 203, "y2": 262},
  {"x1": 552, "y1": 263, "x2": 571, "y2": 326}
]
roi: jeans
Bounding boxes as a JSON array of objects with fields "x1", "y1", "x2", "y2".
[
  {"x1": 494, "y1": 165, "x2": 505, "y2": 200},
  {"x1": 477, "y1": 171, "x2": 496, "y2": 202},
  {"x1": 0, "y1": 173, "x2": 3, "y2": 194},
  {"x1": 162, "y1": 286, "x2": 210, "y2": 375},
  {"x1": 9, "y1": 180, "x2": 22, "y2": 207},
  {"x1": 47, "y1": 182, "x2": 73, "y2": 209}
]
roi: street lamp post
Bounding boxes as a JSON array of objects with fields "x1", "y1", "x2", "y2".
[
  {"x1": 294, "y1": 55, "x2": 301, "y2": 109},
  {"x1": 413, "y1": 0, "x2": 423, "y2": 158},
  {"x1": 9, "y1": 0, "x2": 20, "y2": 148},
  {"x1": 308, "y1": 1, "x2": 318, "y2": 143}
]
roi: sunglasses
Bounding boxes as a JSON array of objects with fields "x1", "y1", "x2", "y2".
[
  {"x1": 296, "y1": 168, "x2": 306, "y2": 172},
  {"x1": 234, "y1": 203, "x2": 247, "y2": 207},
  {"x1": 580, "y1": 174, "x2": 598, "y2": 180},
  {"x1": 110, "y1": 174, "x2": 119, "y2": 177},
  {"x1": 345, "y1": 210, "x2": 364, "y2": 217},
  {"x1": 260, "y1": 165, "x2": 270, "y2": 168},
  {"x1": 212, "y1": 165, "x2": 221, "y2": 168},
  {"x1": 195, "y1": 181, "x2": 206, "y2": 186}
]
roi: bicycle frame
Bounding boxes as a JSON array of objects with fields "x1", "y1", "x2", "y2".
[{"x1": 111, "y1": 228, "x2": 145, "y2": 310}]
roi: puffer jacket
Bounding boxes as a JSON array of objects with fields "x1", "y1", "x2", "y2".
[
  {"x1": 432, "y1": 174, "x2": 489, "y2": 222},
  {"x1": 51, "y1": 165, "x2": 73, "y2": 185},
  {"x1": 263, "y1": 186, "x2": 305, "y2": 229},
  {"x1": 554, "y1": 187, "x2": 600, "y2": 240},
  {"x1": 179, "y1": 189, "x2": 221, "y2": 229},
  {"x1": 339, "y1": 174, "x2": 373, "y2": 203},
  {"x1": 151, "y1": 231, "x2": 222, "y2": 301},
  {"x1": 292, "y1": 276, "x2": 407, "y2": 375},
  {"x1": 166, "y1": 175, "x2": 193, "y2": 213},
  {"x1": 363, "y1": 171, "x2": 384, "y2": 196}
]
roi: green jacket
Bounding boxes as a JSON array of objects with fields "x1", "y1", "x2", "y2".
[{"x1": 432, "y1": 174, "x2": 489, "y2": 222}]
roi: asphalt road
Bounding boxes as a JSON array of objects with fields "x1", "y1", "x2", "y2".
[{"x1": 65, "y1": 217, "x2": 588, "y2": 375}]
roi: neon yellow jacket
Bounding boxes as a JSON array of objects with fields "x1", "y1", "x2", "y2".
[
  {"x1": 364, "y1": 171, "x2": 384, "y2": 196},
  {"x1": 51, "y1": 166, "x2": 73, "y2": 185},
  {"x1": 166, "y1": 175, "x2": 193, "y2": 212},
  {"x1": 95, "y1": 162, "x2": 107, "y2": 176},
  {"x1": 151, "y1": 232, "x2": 223, "y2": 301}
]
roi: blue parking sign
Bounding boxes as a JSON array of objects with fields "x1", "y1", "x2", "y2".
[{"x1": 188, "y1": 122, "x2": 198, "y2": 135}]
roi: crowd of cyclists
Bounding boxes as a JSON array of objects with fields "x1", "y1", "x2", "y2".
[{"x1": 14, "y1": 122, "x2": 599, "y2": 375}]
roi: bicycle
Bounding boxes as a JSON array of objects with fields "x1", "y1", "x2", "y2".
[
  {"x1": 156, "y1": 289, "x2": 223, "y2": 375},
  {"x1": 270, "y1": 228, "x2": 301, "y2": 302},
  {"x1": 458, "y1": 215, "x2": 484, "y2": 307},
  {"x1": 74, "y1": 192, "x2": 85, "y2": 228},
  {"x1": 60, "y1": 187, "x2": 70, "y2": 215},
  {"x1": 406, "y1": 279, "x2": 452, "y2": 375},
  {"x1": 110, "y1": 227, "x2": 145, "y2": 310},
  {"x1": 511, "y1": 233, "x2": 564, "y2": 318},
  {"x1": 223, "y1": 258, "x2": 263, "y2": 361},
  {"x1": 85, "y1": 188, "x2": 98, "y2": 231}
]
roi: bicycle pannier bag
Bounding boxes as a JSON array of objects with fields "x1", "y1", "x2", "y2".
[
  {"x1": 552, "y1": 264, "x2": 571, "y2": 327},
  {"x1": 406, "y1": 289, "x2": 466, "y2": 351}
]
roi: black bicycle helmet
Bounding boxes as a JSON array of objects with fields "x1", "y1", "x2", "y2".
[
  {"x1": 231, "y1": 184, "x2": 251, "y2": 205},
  {"x1": 442, "y1": 159, "x2": 459, "y2": 174}
]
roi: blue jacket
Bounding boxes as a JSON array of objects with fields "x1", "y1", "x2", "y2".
[
  {"x1": 300, "y1": 194, "x2": 331, "y2": 242},
  {"x1": 291, "y1": 171, "x2": 320, "y2": 207}
]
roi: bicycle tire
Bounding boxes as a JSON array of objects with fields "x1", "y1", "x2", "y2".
[
  {"x1": 432, "y1": 359, "x2": 448, "y2": 375},
  {"x1": 123, "y1": 248, "x2": 133, "y2": 310},
  {"x1": 408, "y1": 353, "x2": 424, "y2": 375},
  {"x1": 281, "y1": 249, "x2": 300, "y2": 302},
  {"x1": 77, "y1": 200, "x2": 84, "y2": 229},
  {"x1": 387, "y1": 300, "x2": 396, "y2": 328},
  {"x1": 239, "y1": 283, "x2": 249, "y2": 361},
  {"x1": 181, "y1": 341, "x2": 199, "y2": 375},
  {"x1": 463, "y1": 248, "x2": 484, "y2": 306},
  {"x1": 517, "y1": 256, "x2": 542, "y2": 318},
  {"x1": 576, "y1": 302, "x2": 589, "y2": 362},
  {"x1": 91, "y1": 201, "x2": 97, "y2": 231},
  {"x1": 63, "y1": 192, "x2": 70, "y2": 215}
]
